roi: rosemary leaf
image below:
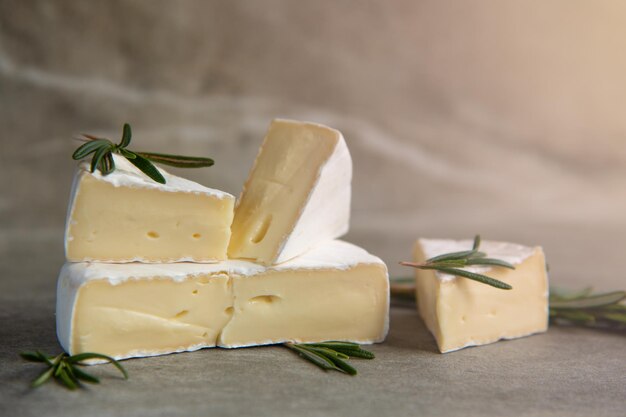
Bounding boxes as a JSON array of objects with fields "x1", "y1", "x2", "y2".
[
  {"x1": 324, "y1": 346, "x2": 376, "y2": 359},
  {"x1": 31, "y1": 367, "x2": 56, "y2": 388},
  {"x1": 285, "y1": 343, "x2": 337, "y2": 371},
  {"x1": 72, "y1": 139, "x2": 111, "y2": 160},
  {"x1": 465, "y1": 258, "x2": 515, "y2": 269},
  {"x1": 426, "y1": 250, "x2": 478, "y2": 263},
  {"x1": 472, "y1": 235, "x2": 481, "y2": 250},
  {"x1": 603, "y1": 312, "x2": 626, "y2": 324},
  {"x1": 436, "y1": 267, "x2": 512, "y2": 290},
  {"x1": 125, "y1": 153, "x2": 166, "y2": 185},
  {"x1": 56, "y1": 365, "x2": 78, "y2": 390},
  {"x1": 306, "y1": 346, "x2": 350, "y2": 360},
  {"x1": 120, "y1": 123, "x2": 132, "y2": 148},
  {"x1": 101, "y1": 152, "x2": 116, "y2": 176},
  {"x1": 305, "y1": 342, "x2": 376, "y2": 359},
  {"x1": 549, "y1": 291, "x2": 625, "y2": 309},
  {"x1": 71, "y1": 366, "x2": 100, "y2": 384},
  {"x1": 550, "y1": 287, "x2": 593, "y2": 300},
  {"x1": 325, "y1": 355, "x2": 357, "y2": 376},
  {"x1": 136, "y1": 152, "x2": 215, "y2": 168},
  {"x1": 119, "y1": 148, "x2": 137, "y2": 159},
  {"x1": 90, "y1": 146, "x2": 111, "y2": 174},
  {"x1": 20, "y1": 352, "x2": 46, "y2": 363},
  {"x1": 554, "y1": 310, "x2": 595, "y2": 323},
  {"x1": 67, "y1": 352, "x2": 128, "y2": 379}
]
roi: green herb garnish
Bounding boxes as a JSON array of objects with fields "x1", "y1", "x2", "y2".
[
  {"x1": 284, "y1": 341, "x2": 375, "y2": 375},
  {"x1": 549, "y1": 288, "x2": 626, "y2": 329},
  {"x1": 20, "y1": 351, "x2": 128, "y2": 390},
  {"x1": 72, "y1": 123, "x2": 214, "y2": 184},
  {"x1": 400, "y1": 235, "x2": 514, "y2": 290}
]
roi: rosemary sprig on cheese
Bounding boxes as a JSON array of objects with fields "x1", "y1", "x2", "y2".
[
  {"x1": 400, "y1": 235, "x2": 514, "y2": 290},
  {"x1": 72, "y1": 123, "x2": 214, "y2": 184},
  {"x1": 549, "y1": 288, "x2": 626, "y2": 328},
  {"x1": 284, "y1": 341, "x2": 375, "y2": 375},
  {"x1": 20, "y1": 351, "x2": 128, "y2": 390}
]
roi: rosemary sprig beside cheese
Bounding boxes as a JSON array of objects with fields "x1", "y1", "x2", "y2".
[
  {"x1": 72, "y1": 123, "x2": 214, "y2": 184},
  {"x1": 549, "y1": 288, "x2": 626, "y2": 328},
  {"x1": 20, "y1": 351, "x2": 127, "y2": 390},
  {"x1": 400, "y1": 235, "x2": 515, "y2": 290},
  {"x1": 284, "y1": 342, "x2": 375, "y2": 375}
]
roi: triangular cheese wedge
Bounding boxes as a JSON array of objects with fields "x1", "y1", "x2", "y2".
[
  {"x1": 65, "y1": 155, "x2": 234, "y2": 263},
  {"x1": 228, "y1": 119, "x2": 352, "y2": 265}
]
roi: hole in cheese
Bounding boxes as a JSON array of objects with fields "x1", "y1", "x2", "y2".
[
  {"x1": 224, "y1": 306, "x2": 234, "y2": 316},
  {"x1": 147, "y1": 231, "x2": 160, "y2": 239},
  {"x1": 192, "y1": 289, "x2": 198, "y2": 295},
  {"x1": 250, "y1": 215, "x2": 272, "y2": 244},
  {"x1": 174, "y1": 310, "x2": 189, "y2": 319},
  {"x1": 248, "y1": 295, "x2": 281, "y2": 304},
  {"x1": 192, "y1": 233, "x2": 201, "y2": 239}
]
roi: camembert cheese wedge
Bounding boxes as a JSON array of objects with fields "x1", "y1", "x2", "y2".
[
  {"x1": 65, "y1": 155, "x2": 235, "y2": 263},
  {"x1": 228, "y1": 119, "x2": 352, "y2": 265},
  {"x1": 56, "y1": 241, "x2": 389, "y2": 361},
  {"x1": 413, "y1": 238, "x2": 549, "y2": 353}
]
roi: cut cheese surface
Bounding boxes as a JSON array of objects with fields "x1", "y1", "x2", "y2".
[
  {"x1": 65, "y1": 155, "x2": 234, "y2": 263},
  {"x1": 220, "y1": 263, "x2": 388, "y2": 347},
  {"x1": 413, "y1": 238, "x2": 549, "y2": 353},
  {"x1": 228, "y1": 119, "x2": 351, "y2": 265},
  {"x1": 56, "y1": 241, "x2": 389, "y2": 361}
]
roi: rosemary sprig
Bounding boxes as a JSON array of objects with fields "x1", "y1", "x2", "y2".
[
  {"x1": 400, "y1": 235, "x2": 514, "y2": 290},
  {"x1": 549, "y1": 288, "x2": 626, "y2": 329},
  {"x1": 72, "y1": 123, "x2": 214, "y2": 184},
  {"x1": 284, "y1": 341, "x2": 375, "y2": 375},
  {"x1": 20, "y1": 351, "x2": 128, "y2": 390}
]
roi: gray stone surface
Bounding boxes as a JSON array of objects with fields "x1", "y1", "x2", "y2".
[
  {"x1": 1, "y1": 1, "x2": 625, "y2": 416},
  {"x1": 1, "y1": 239, "x2": 625, "y2": 417}
]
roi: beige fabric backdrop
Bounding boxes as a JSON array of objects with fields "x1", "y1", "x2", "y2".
[{"x1": 1, "y1": 1, "x2": 625, "y2": 287}]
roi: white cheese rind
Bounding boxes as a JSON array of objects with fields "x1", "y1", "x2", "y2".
[
  {"x1": 275, "y1": 131, "x2": 351, "y2": 263},
  {"x1": 56, "y1": 240, "x2": 389, "y2": 361},
  {"x1": 60, "y1": 240, "x2": 381, "y2": 285},
  {"x1": 414, "y1": 238, "x2": 549, "y2": 353},
  {"x1": 80, "y1": 155, "x2": 230, "y2": 197}
]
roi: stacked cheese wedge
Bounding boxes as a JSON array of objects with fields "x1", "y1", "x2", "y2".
[{"x1": 57, "y1": 119, "x2": 390, "y2": 361}]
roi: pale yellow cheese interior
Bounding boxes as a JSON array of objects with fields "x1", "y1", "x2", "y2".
[
  {"x1": 66, "y1": 174, "x2": 234, "y2": 262},
  {"x1": 72, "y1": 274, "x2": 233, "y2": 357},
  {"x1": 220, "y1": 264, "x2": 389, "y2": 347},
  {"x1": 414, "y1": 244, "x2": 548, "y2": 353},
  {"x1": 228, "y1": 121, "x2": 338, "y2": 264},
  {"x1": 69, "y1": 264, "x2": 388, "y2": 358}
]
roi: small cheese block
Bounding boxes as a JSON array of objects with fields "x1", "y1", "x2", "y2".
[
  {"x1": 57, "y1": 241, "x2": 389, "y2": 361},
  {"x1": 65, "y1": 155, "x2": 235, "y2": 263},
  {"x1": 413, "y1": 238, "x2": 549, "y2": 353},
  {"x1": 228, "y1": 119, "x2": 352, "y2": 265}
]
